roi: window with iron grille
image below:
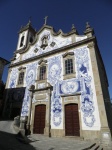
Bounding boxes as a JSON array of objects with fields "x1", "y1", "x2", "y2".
[
  {"x1": 39, "y1": 66, "x2": 46, "y2": 80},
  {"x1": 65, "y1": 59, "x2": 73, "y2": 74},
  {"x1": 18, "y1": 72, "x2": 24, "y2": 85}
]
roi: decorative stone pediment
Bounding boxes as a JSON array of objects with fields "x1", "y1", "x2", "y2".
[
  {"x1": 38, "y1": 59, "x2": 47, "y2": 65},
  {"x1": 21, "y1": 28, "x2": 72, "y2": 61},
  {"x1": 18, "y1": 66, "x2": 26, "y2": 71},
  {"x1": 63, "y1": 52, "x2": 74, "y2": 58}
]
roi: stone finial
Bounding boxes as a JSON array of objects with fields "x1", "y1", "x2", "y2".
[
  {"x1": 71, "y1": 24, "x2": 75, "y2": 30},
  {"x1": 84, "y1": 22, "x2": 94, "y2": 37},
  {"x1": 86, "y1": 22, "x2": 90, "y2": 29},
  {"x1": 71, "y1": 24, "x2": 78, "y2": 34}
]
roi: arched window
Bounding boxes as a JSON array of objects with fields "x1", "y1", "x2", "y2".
[{"x1": 20, "y1": 36, "x2": 24, "y2": 47}]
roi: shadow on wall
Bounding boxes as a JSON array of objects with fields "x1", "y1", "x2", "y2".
[
  {"x1": 0, "y1": 131, "x2": 38, "y2": 150},
  {"x1": 2, "y1": 87, "x2": 25, "y2": 119}
]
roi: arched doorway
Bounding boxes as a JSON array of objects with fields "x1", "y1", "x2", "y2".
[
  {"x1": 65, "y1": 103, "x2": 80, "y2": 136},
  {"x1": 33, "y1": 104, "x2": 46, "y2": 134}
]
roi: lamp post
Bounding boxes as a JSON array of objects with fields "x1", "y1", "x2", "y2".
[{"x1": 26, "y1": 84, "x2": 35, "y2": 135}]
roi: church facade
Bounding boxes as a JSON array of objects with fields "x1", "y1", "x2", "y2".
[{"x1": 4, "y1": 20, "x2": 112, "y2": 140}]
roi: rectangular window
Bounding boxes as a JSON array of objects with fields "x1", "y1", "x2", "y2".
[
  {"x1": 39, "y1": 66, "x2": 46, "y2": 80},
  {"x1": 65, "y1": 59, "x2": 73, "y2": 74},
  {"x1": 18, "y1": 72, "x2": 24, "y2": 85}
]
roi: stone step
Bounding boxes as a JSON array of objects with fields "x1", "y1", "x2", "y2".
[
  {"x1": 82, "y1": 143, "x2": 96, "y2": 150},
  {"x1": 90, "y1": 143, "x2": 103, "y2": 150},
  {"x1": 82, "y1": 143, "x2": 103, "y2": 150},
  {"x1": 65, "y1": 136, "x2": 84, "y2": 141}
]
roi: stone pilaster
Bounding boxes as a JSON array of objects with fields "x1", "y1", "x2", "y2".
[
  {"x1": 44, "y1": 88, "x2": 51, "y2": 137},
  {"x1": 88, "y1": 42, "x2": 111, "y2": 142}
]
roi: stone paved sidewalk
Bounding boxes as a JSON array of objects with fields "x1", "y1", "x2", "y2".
[
  {"x1": 0, "y1": 121, "x2": 112, "y2": 150},
  {"x1": 28, "y1": 134, "x2": 96, "y2": 150}
]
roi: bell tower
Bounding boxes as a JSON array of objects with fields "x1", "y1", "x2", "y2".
[{"x1": 16, "y1": 20, "x2": 36, "y2": 50}]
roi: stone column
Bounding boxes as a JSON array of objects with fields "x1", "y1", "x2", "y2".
[
  {"x1": 44, "y1": 88, "x2": 51, "y2": 137},
  {"x1": 26, "y1": 85, "x2": 35, "y2": 135}
]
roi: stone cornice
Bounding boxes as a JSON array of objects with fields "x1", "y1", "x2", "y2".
[
  {"x1": 0, "y1": 57, "x2": 10, "y2": 65},
  {"x1": 19, "y1": 23, "x2": 36, "y2": 34},
  {"x1": 9, "y1": 36, "x2": 96, "y2": 68},
  {"x1": 34, "y1": 85, "x2": 53, "y2": 92},
  {"x1": 61, "y1": 92, "x2": 81, "y2": 97}
]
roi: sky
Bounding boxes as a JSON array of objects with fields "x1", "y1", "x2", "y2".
[{"x1": 0, "y1": 0, "x2": 112, "y2": 98}]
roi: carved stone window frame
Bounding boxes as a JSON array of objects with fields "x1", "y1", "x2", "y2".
[
  {"x1": 17, "y1": 66, "x2": 26, "y2": 87},
  {"x1": 63, "y1": 52, "x2": 76, "y2": 80},
  {"x1": 37, "y1": 59, "x2": 47, "y2": 83}
]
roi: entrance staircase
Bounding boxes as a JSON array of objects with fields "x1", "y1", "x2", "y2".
[
  {"x1": 0, "y1": 120, "x2": 111, "y2": 150},
  {"x1": 82, "y1": 143, "x2": 103, "y2": 150}
]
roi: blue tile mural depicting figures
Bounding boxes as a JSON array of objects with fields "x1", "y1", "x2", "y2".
[{"x1": 9, "y1": 45, "x2": 100, "y2": 129}]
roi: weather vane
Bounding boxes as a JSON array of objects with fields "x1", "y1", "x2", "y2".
[{"x1": 44, "y1": 16, "x2": 48, "y2": 25}]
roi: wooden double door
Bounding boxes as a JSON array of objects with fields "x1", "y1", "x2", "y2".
[
  {"x1": 33, "y1": 105, "x2": 46, "y2": 134},
  {"x1": 65, "y1": 104, "x2": 80, "y2": 136}
]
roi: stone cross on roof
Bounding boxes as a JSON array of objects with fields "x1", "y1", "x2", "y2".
[{"x1": 44, "y1": 16, "x2": 48, "y2": 25}]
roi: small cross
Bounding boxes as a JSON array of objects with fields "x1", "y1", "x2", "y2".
[
  {"x1": 29, "y1": 16, "x2": 31, "y2": 22},
  {"x1": 28, "y1": 16, "x2": 31, "y2": 25},
  {"x1": 44, "y1": 16, "x2": 48, "y2": 25}
]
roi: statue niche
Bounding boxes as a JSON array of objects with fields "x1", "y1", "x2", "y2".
[{"x1": 41, "y1": 35, "x2": 48, "y2": 50}]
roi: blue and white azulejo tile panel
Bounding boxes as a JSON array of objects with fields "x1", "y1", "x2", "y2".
[
  {"x1": 59, "y1": 79, "x2": 80, "y2": 95},
  {"x1": 74, "y1": 46, "x2": 101, "y2": 130},
  {"x1": 9, "y1": 68, "x2": 18, "y2": 88},
  {"x1": 21, "y1": 62, "x2": 38, "y2": 116},
  {"x1": 9, "y1": 44, "x2": 101, "y2": 130}
]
